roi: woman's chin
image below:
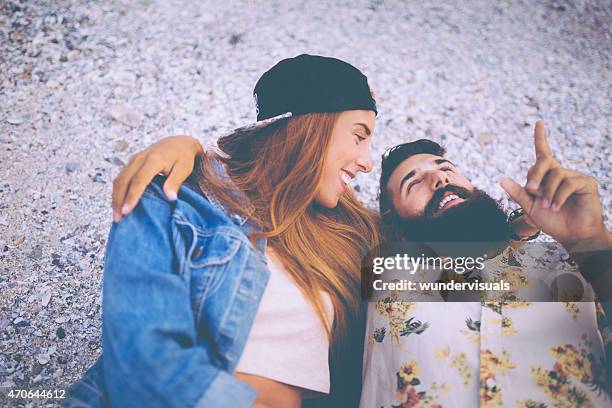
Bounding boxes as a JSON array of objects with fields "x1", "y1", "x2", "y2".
[{"x1": 314, "y1": 193, "x2": 341, "y2": 209}]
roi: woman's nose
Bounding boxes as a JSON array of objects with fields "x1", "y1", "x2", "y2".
[{"x1": 357, "y1": 146, "x2": 373, "y2": 173}]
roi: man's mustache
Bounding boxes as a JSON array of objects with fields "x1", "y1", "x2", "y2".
[
  {"x1": 424, "y1": 185, "x2": 473, "y2": 218},
  {"x1": 397, "y1": 187, "x2": 512, "y2": 244}
]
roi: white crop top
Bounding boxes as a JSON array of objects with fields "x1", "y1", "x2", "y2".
[{"x1": 235, "y1": 248, "x2": 334, "y2": 395}]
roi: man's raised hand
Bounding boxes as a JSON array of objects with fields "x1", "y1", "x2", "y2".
[{"x1": 500, "y1": 120, "x2": 607, "y2": 247}]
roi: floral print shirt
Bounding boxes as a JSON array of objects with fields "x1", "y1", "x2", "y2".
[{"x1": 360, "y1": 246, "x2": 611, "y2": 408}]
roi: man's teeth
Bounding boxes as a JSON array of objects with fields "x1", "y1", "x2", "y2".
[
  {"x1": 438, "y1": 194, "x2": 459, "y2": 210},
  {"x1": 340, "y1": 170, "x2": 353, "y2": 184}
]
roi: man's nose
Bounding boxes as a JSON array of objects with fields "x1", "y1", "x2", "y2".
[{"x1": 429, "y1": 170, "x2": 449, "y2": 189}]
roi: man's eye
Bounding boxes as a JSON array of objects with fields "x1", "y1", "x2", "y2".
[
  {"x1": 406, "y1": 179, "x2": 423, "y2": 194},
  {"x1": 441, "y1": 166, "x2": 453, "y2": 172}
]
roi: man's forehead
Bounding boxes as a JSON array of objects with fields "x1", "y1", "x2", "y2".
[{"x1": 386, "y1": 153, "x2": 445, "y2": 191}]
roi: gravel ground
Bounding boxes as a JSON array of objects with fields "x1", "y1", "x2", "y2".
[{"x1": 1, "y1": 0, "x2": 610, "y2": 405}]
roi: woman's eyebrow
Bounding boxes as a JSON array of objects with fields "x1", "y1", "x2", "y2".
[{"x1": 354, "y1": 123, "x2": 372, "y2": 136}]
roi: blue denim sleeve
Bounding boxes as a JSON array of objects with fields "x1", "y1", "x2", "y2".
[{"x1": 101, "y1": 190, "x2": 257, "y2": 408}]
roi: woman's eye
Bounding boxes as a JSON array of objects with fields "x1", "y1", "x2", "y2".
[
  {"x1": 355, "y1": 134, "x2": 366, "y2": 143},
  {"x1": 441, "y1": 167, "x2": 453, "y2": 172}
]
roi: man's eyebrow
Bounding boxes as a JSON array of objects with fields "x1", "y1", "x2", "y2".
[
  {"x1": 354, "y1": 123, "x2": 371, "y2": 136},
  {"x1": 435, "y1": 158, "x2": 454, "y2": 166},
  {"x1": 399, "y1": 170, "x2": 416, "y2": 192},
  {"x1": 397, "y1": 158, "x2": 454, "y2": 193}
]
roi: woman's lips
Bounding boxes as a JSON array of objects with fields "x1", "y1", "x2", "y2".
[{"x1": 339, "y1": 169, "x2": 354, "y2": 192}]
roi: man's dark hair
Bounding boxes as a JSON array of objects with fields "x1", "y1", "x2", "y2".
[{"x1": 378, "y1": 139, "x2": 446, "y2": 234}]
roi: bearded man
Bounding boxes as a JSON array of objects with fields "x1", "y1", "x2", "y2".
[{"x1": 360, "y1": 121, "x2": 611, "y2": 407}]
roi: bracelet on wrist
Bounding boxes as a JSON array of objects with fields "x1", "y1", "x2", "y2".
[{"x1": 507, "y1": 208, "x2": 541, "y2": 242}]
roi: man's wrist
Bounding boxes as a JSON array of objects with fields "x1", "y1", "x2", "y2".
[
  {"x1": 562, "y1": 229, "x2": 612, "y2": 258},
  {"x1": 508, "y1": 209, "x2": 540, "y2": 241},
  {"x1": 512, "y1": 222, "x2": 540, "y2": 240},
  {"x1": 561, "y1": 229, "x2": 612, "y2": 285}
]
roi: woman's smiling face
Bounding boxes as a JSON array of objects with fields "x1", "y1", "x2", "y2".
[{"x1": 315, "y1": 110, "x2": 376, "y2": 208}]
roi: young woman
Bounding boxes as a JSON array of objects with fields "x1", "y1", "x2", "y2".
[{"x1": 66, "y1": 54, "x2": 379, "y2": 408}]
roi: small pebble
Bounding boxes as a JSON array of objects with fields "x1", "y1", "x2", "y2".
[
  {"x1": 6, "y1": 113, "x2": 26, "y2": 125},
  {"x1": 114, "y1": 140, "x2": 129, "y2": 152},
  {"x1": 65, "y1": 162, "x2": 80, "y2": 173},
  {"x1": 56, "y1": 327, "x2": 66, "y2": 339},
  {"x1": 108, "y1": 104, "x2": 143, "y2": 128},
  {"x1": 37, "y1": 353, "x2": 50, "y2": 365}
]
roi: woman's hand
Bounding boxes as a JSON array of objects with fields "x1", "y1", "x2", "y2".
[{"x1": 112, "y1": 136, "x2": 203, "y2": 223}]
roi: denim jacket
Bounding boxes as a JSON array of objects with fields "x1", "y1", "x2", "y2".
[{"x1": 65, "y1": 163, "x2": 270, "y2": 407}]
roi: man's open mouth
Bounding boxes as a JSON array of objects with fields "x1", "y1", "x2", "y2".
[
  {"x1": 424, "y1": 185, "x2": 473, "y2": 219},
  {"x1": 435, "y1": 191, "x2": 464, "y2": 214}
]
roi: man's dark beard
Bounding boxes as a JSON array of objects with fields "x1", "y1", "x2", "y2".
[{"x1": 396, "y1": 185, "x2": 512, "y2": 243}]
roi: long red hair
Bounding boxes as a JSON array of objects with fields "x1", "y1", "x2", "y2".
[{"x1": 196, "y1": 112, "x2": 379, "y2": 343}]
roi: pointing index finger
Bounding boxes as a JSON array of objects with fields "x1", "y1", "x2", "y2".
[
  {"x1": 534, "y1": 120, "x2": 552, "y2": 159},
  {"x1": 500, "y1": 177, "x2": 534, "y2": 213}
]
